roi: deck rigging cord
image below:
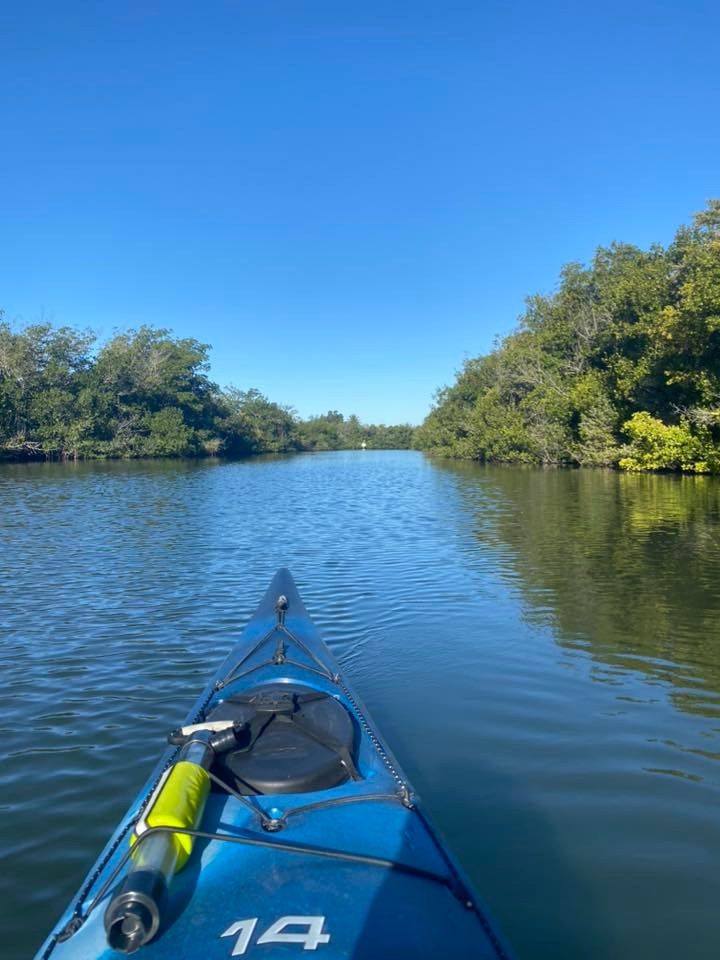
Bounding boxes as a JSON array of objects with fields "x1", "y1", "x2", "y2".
[
  {"x1": 72, "y1": 817, "x2": 468, "y2": 937},
  {"x1": 55, "y1": 760, "x2": 416, "y2": 947},
  {"x1": 213, "y1": 595, "x2": 338, "y2": 690}
]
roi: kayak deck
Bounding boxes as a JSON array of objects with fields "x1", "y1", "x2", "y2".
[{"x1": 37, "y1": 569, "x2": 509, "y2": 960}]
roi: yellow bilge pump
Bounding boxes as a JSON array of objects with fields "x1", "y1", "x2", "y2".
[{"x1": 104, "y1": 724, "x2": 240, "y2": 954}]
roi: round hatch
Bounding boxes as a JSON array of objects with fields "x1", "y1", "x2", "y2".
[{"x1": 207, "y1": 683, "x2": 357, "y2": 795}]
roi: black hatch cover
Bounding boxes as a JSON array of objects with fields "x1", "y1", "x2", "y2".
[{"x1": 207, "y1": 683, "x2": 357, "y2": 795}]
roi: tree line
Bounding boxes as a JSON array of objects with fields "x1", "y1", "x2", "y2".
[
  {"x1": 415, "y1": 201, "x2": 720, "y2": 473},
  {"x1": 0, "y1": 321, "x2": 413, "y2": 461}
]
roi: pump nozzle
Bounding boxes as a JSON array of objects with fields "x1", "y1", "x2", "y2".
[{"x1": 104, "y1": 863, "x2": 167, "y2": 953}]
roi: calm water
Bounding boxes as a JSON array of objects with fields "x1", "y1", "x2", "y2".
[{"x1": 2, "y1": 451, "x2": 720, "y2": 959}]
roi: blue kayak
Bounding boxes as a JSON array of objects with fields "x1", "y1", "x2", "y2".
[{"x1": 36, "y1": 569, "x2": 510, "y2": 960}]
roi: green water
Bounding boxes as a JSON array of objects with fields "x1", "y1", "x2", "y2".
[{"x1": 2, "y1": 452, "x2": 719, "y2": 958}]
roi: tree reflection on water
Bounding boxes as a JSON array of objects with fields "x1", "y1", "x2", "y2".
[{"x1": 438, "y1": 461, "x2": 720, "y2": 719}]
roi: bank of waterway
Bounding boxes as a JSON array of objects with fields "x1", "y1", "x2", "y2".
[{"x1": 2, "y1": 451, "x2": 719, "y2": 958}]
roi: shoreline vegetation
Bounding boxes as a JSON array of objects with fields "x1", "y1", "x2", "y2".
[
  {"x1": 3, "y1": 202, "x2": 719, "y2": 473},
  {"x1": 415, "y1": 201, "x2": 720, "y2": 474},
  {"x1": 0, "y1": 322, "x2": 413, "y2": 462}
]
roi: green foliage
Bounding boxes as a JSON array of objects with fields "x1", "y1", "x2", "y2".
[
  {"x1": 0, "y1": 319, "x2": 414, "y2": 461},
  {"x1": 81, "y1": 326, "x2": 219, "y2": 458},
  {"x1": 467, "y1": 389, "x2": 534, "y2": 463},
  {"x1": 0, "y1": 318, "x2": 95, "y2": 458},
  {"x1": 416, "y1": 200, "x2": 720, "y2": 473},
  {"x1": 218, "y1": 388, "x2": 301, "y2": 455},
  {"x1": 144, "y1": 408, "x2": 194, "y2": 457},
  {"x1": 618, "y1": 412, "x2": 719, "y2": 473}
]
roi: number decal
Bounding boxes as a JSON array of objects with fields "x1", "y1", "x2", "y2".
[
  {"x1": 221, "y1": 916, "x2": 330, "y2": 955},
  {"x1": 257, "y1": 916, "x2": 330, "y2": 951},
  {"x1": 221, "y1": 918, "x2": 259, "y2": 956}
]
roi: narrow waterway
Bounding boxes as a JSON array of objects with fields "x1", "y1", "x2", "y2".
[{"x1": 2, "y1": 451, "x2": 719, "y2": 958}]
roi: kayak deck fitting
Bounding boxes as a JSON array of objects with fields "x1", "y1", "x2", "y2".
[{"x1": 36, "y1": 569, "x2": 510, "y2": 959}]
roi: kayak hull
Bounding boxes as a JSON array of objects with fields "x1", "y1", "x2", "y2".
[{"x1": 36, "y1": 569, "x2": 509, "y2": 960}]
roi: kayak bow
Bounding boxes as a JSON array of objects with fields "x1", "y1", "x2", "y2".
[{"x1": 36, "y1": 569, "x2": 510, "y2": 960}]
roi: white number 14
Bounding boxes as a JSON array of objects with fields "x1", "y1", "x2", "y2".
[{"x1": 221, "y1": 916, "x2": 331, "y2": 955}]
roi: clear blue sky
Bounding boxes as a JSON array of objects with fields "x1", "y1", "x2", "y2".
[{"x1": 2, "y1": 1, "x2": 718, "y2": 424}]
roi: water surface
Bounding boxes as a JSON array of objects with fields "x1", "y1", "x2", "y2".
[{"x1": 2, "y1": 452, "x2": 719, "y2": 958}]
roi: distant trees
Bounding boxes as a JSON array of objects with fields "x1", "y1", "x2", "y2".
[
  {"x1": 415, "y1": 200, "x2": 720, "y2": 473},
  {"x1": 0, "y1": 319, "x2": 414, "y2": 461},
  {"x1": 298, "y1": 411, "x2": 414, "y2": 451},
  {"x1": 366, "y1": 422, "x2": 415, "y2": 449},
  {"x1": 300, "y1": 411, "x2": 352, "y2": 451}
]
